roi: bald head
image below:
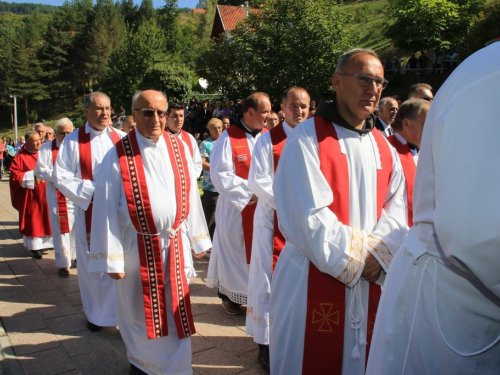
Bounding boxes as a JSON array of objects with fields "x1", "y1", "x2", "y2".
[
  {"x1": 122, "y1": 115, "x2": 136, "y2": 134},
  {"x1": 378, "y1": 97, "x2": 399, "y2": 126}
]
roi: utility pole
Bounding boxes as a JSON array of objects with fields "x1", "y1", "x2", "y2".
[{"x1": 10, "y1": 94, "x2": 18, "y2": 142}]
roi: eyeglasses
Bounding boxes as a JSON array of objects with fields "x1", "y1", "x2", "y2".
[
  {"x1": 337, "y1": 73, "x2": 389, "y2": 90},
  {"x1": 91, "y1": 106, "x2": 112, "y2": 113},
  {"x1": 422, "y1": 97, "x2": 433, "y2": 102},
  {"x1": 134, "y1": 108, "x2": 167, "y2": 119}
]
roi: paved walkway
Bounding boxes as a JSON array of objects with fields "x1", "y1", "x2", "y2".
[{"x1": 0, "y1": 179, "x2": 267, "y2": 375}]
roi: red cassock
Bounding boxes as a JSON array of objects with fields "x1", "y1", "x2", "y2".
[{"x1": 9, "y1": 145, "x2": 52, "y2": 237}]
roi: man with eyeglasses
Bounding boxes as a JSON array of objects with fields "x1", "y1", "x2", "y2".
[
  {"x1": 54, "y1": 92, "x2": 125, "y2": 333},
  {"x1": 246, "y1": 86, "x2": 310, "y2": 370},
  {"x1": 265, "y1": 111, "x2": 280, "y2": 130},
  {"x1": 36, "y1": 118, "x2": 76, "y2": 278},
  {"x1": 207, "y1": 92, "x2": 271, "y2": 316},
  {"x1": 269, "y1": 49, "x2": 407, "y2": 375},
  {"x1": 89, "y1": 90, "x2": 211, "y2": 375},
  {"x1": 166, "y1": 102, "x2": 203, "y2": 177},
  {"x1": 408, "y1": 82, "x2": 433, "y2": 102},
  {"x1": 375, "y1": 97, "x2": 399, "y2": 137},
  {"x1": 34, "y1": 123, "x2": 47, "y2": 143}
]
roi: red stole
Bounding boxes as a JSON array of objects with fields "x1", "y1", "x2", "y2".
[
  {"x1": 116, "y1": 131, "x2": 195, "y2": 340},
  {"x1": 387, "y1": 135, "x2": 416, "y2": 227},
  {"x1": 269, "y1": 123, "x2": 287, "y2": 272},
  {"x1": 180, "y1": 130, "x2": 194, "y2": 158},
  {"x1": 302, "y1": 117, "x2": 392, "y2": 374},
  {"x1": 78, "y1": 125, "x2": 121, "y2": 234},
  {"x1": 226, "y1": 125, "x2": 257, "y2": 264},
  {"x1": 51, "y1": 140, "x2": 70, "y2": 234}
]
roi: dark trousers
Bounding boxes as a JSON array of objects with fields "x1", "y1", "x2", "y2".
[{"x1": 202, "y1": 190, "x2": 219, "y2": 239}]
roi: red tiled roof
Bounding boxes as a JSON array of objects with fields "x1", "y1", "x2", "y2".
[
  {"x1": 217, "y1": 4, "x2": 260, "y2": 32},
  {"x1": 191, "y1": 8, "x2": 206, "y2": 14}
]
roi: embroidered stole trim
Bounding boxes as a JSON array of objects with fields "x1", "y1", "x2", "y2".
[
  {"x1": 51, "y1": 140, "x2": 70, "y2": 234},
  {"x1": 302, "y1": 117, "x2": 391, "y2": 374},
  {"x1": 387, "y1": 135, "x2": 416, "y2": 227},
  {"x1": 78, "y1": 126, "x2": 121, "y2": 234},
  {"x1": 226, "y1": 126, "x2": 256, "y2": 264},
  {"x1": 116, "y1": 131, "x2": 195, "y2": 340},
  {"x1": 269, "y1": 123, "x2": 287, "y2": 272},
  {"x1": 180, "y1": 130, "x2": 194, "y2": 158}
]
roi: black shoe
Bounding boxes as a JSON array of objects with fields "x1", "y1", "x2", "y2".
[
  {"x1": 130, "y1": 364, "x2": 147, "y2": 375},
  {"x1": 258, "y1": 344, "x2": 270, "y2": 371},
  {"x1": 58, "y1": 268, "x2": 70, "y2": 278},
  {"x1": 71, "y1": 259, "x2": 77, "y2": 269},
  {"x1": 221, "y1": 299, "x2": 242, "y2": 315},
  {"x1": 87, "y1": 321, "x2": 101, "y2": 332},
  {"x1": 31, "y1": 250, "x2": 43, "y2": 259}
]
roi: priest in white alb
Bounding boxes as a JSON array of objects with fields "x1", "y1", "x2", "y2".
[
  {"x1": 269, "y1": 49, "x2": 408, "y2": 375},
  {"x1": 246, "y1": 86, "x2": 310, "y2": 370},
  {"x1": 35, "y1": 117, "x2": 76, "y2": 277},
  {"x1": 366, "y1": 40, "x2": 500, "y2": 375},
  {"x1": 89, "y1": 90, "x2": 211, "y2": 375},
  {"x1": 54, "y1": 92, "x2": 125, "y2": 331},
  {"x1": 386, "y1": 98, "x2": 429, "y2": 227},
  {"x1": 207, "y1": 93, "x2": 272, "y2": 315}
]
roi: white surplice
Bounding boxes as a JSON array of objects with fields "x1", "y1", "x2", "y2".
[
  {"x1": 207, "y1": 127, "x2": 262, "y2": 304},
  {"x1": 35, "y1": 139, "x2": 76, "y2": 269},
  {"x1": 53, "y1": 123, "x2": 125, "y2": 327},
  {"x1": 367, "y1": 42, "x2": 500, "y2": 375},
  {"x1": 245, "y1": 121, "x2": 293, "y2": 345},
  {"x1": 270, "y1": 118, "x2": 408, "y2": 375},
  {"x1": 89, "y1": 131, "x2": 211, "y2": 375}
]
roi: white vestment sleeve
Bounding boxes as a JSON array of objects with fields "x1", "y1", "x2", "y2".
[
  {"x1": 35, "y1": 143, "x2": 54, "y2": 183},
  {"x1": 248, "y1": 132, "x2": 276, "y2": 210},
  {"x1": 21, "y1": 170, "x2": 35, "y2": 189},
  {"x1": 89, "y1": 150, "x2": 125, "y2": 273},
  {"x1": 190, "y1": 135, "x2": 203, "y2": 178},
  {"x1": 274, "y1": 128, "x2": 366, "y2": 287},
  {"x1": 185, "y1": 150, "x2": 212, "y2": 254},
  {"x1": 210, "y1": 131, "x2": 253, "y2": 212},
  {"x1": 53, "y1": 135, "x2": 95, "y2": 211},
  {"x1": 365, "y1": 144, "x2": 408, "y2": 273},
  {"x1": 414, "y1": 58, "x2": 500, "y2": 298}
]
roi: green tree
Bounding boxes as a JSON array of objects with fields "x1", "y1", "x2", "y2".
[
  {"x1": 462, "y1": 0, "x2": 500, "y2": 56},
  {"x1": 137, "y1": 0, "x2": 155, "y2": 26},
  {"x1": 158, "y1": 0, "x2": 181, "y2": 53},
  {"x1": 200, "y1": 0, "x2": 355, "y2": 99},
  {"x1": 385, "y1": 0, "x2": 485, "y2": 53},
  {"x1": 119, "y1": 0, "x2": 139, "y2": 31},
  {"x1": 141, "y1": 62, "x2": 195, "y2": 101}
]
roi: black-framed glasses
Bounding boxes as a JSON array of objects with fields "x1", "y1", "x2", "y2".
[
  {"x1": 134, "y1": 108, "x2": 167, "y2": 118},
  {"x1": 337, "y1": 73, "x2": 389, "y2": 90}
]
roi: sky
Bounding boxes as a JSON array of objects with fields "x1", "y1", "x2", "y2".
[{"x1": 4, "y1": 0, "x2": 200, "y2": 9}]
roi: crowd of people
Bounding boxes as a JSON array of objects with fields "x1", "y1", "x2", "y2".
[{"x1": 6, "y1": 43, "x2": 500, "y2": 375}]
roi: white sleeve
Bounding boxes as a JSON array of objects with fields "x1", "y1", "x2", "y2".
[
  {"x1": 21, "y1": 170, "x2": 35, "y2": 189},
  {"x1": 210, "y1": 132, "x2": 253, "y2": 212},
  {"x1": 53, "y1": 135, "x2": 95, "y2": 210},
  {"x1": 35, "y1": 144, "x2": 54, "y2": 183},
  {"x1": 89, "y1": 150, "x2": 125, "y2": 273},
  {"x1": 191, "y1": 135, "x2": 203, "y2": 178},
  {"x1": 248, "y1": 132, "x2": 276, "y2": 210}
]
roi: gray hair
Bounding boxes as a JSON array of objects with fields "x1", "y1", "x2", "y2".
[
  {"x1": 392, "y1": 99, "x2": 429, "y2": 132},
  {"x1": 25, "y1": 130, "x2": 38, "y2": 139},
  {"x1": 34, "y1": 123, "x2": 45, "y2": 131},
  {"x1": 131, "y1": 90, "x2": 168, "y2": 109},
  {"x1": 378, "y1": 96, "x2": 398, "y2": 109},
  {"x1": 335, "y1": 48, "x2": 380, "y2": 73},
  {"x1": 408, "y1": 83, "x2": 433, "y2": 98},
  {"x1": 54, "y1": 117, "x2": 73, "y2": 132},
  {"x1": 84, "y1": 92, "x2": 110, "y2": 108}
]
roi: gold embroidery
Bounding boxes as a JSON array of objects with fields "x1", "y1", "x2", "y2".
[
  {"x1": 89, "y1": 253, "x2": 124, "y2": 261},
  {"x1": 129, "y1": 356, "x2": 166, "y2": 375},
  {"x1": 252, "y1": 315, "x2": 262, "y2": 323},
  {"x1": 367, "y1": 235, "x2": 392, "y2": 269},
  {"x1": 190, "y1": 233, "x2": 210, "y2": 244},
  {"x1": 337, "y1": 228, "x2": 363, "y2": 286},
  {"x1": 312, "y1": 303, "x2": 339, "y2": 332}
]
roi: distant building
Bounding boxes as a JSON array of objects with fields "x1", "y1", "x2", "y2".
[{"x1": 210, "y1": 4, "x2": 260, "y2": 39}]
